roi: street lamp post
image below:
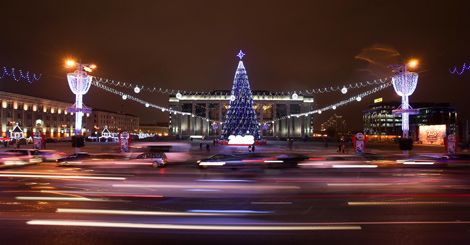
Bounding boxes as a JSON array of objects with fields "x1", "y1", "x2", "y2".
[
  {"x1": 66, "y1": 60, "x2": 96, "y2": 153},
  {"x1": 388, "y1": 60, "x2": 419, "y2": 155}
]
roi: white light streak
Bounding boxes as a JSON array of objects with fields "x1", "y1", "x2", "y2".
[
  {"x1": 199, "y1": 162, "x2": 226, "y2": 166},
  {"x1": 27, "y1": 220, "x2": 362, "y2": 231},
  {"x1": 16, "y1": 197, "x2": 106, "y2": 201},
  {"x1": 332, "y1": 165, "x2": 378, "y2": 168},
  {"x1": 113, "y1": 184, "x2": 300, "y2": 190},
  {"x1": 298, "y1": 162, "x2": 324, "y2": 166},
  {"x1": 402, "y1": 161, "x2": 435, "y2": 165},
  {"x1": 0, "y1": 174, "x2": 126, "y2": 180},
  {"x1": 56, "y1": 208, "x2": 229, "y2": 216}
]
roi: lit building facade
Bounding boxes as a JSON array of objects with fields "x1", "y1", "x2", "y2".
[
  {"x1": 0, "y1": 91, "x2": 84, "y2": 138},
  {"x1": 87, "y1": 109, "x2": 140, "y2": 136},
  {"x1": 363, "y1": 100, "x2": 457, "y2": 139},
  {"x1": 139, "y1": 123, "x2": 169, "y2": 136},
  {"x1": 320, "y1": 114, "x2": 346, "y2": 137},
  {"x1": 168, "y1": 90, "x2": 314, "y2": 138}
]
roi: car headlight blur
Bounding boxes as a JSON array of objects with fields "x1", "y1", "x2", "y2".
[{"x1": 196, "y1": 160, "x2": 201, "y2": 164}]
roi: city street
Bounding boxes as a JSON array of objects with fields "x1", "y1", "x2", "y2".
[{"x1": 1, "y1": 141, "x2": 470, "y2": 244}]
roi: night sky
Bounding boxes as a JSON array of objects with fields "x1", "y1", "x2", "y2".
[{"x1": 1, "y1": 1, "x2": 469, "y2": 131}]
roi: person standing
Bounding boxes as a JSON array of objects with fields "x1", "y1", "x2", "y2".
[{"x1": 206, "y1": 144, "x2": 210, "y2": 152}]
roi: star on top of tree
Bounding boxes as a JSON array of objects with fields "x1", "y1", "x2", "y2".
[{"x1": 237, "y1": 50, "x2": 246, "y2": 60}]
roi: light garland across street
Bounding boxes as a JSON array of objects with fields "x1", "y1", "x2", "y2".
[
  {"x1": 449, "y1": 63, "x2": 470, "y2": 75},
  {"x1": 92, "y1": 76, "x2": 389, "y2": 96},
  {"x1": 0, "y1": 66, "x2": 41, "y2": 83},
  {"x1": 92, "y1": 80, "x2": 392, "y2": 125}
]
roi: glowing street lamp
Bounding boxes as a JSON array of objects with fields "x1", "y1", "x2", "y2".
[
  {"x1": 388, "y1": 60, "x2": 419, "y2": 154},
  {"x1": 66, "y1": 60, "x2": 96, "y2": 152}
]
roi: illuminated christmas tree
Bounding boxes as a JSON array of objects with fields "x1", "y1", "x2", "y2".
[{"x1": 222, "y1": 50, "x2": 260, "y2": 142}]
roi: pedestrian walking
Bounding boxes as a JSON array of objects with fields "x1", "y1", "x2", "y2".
[
  {"x1": 252, "y1": 144, "x2": 255, "y2": 152},
  {"x1": 206, "y1": 144, "x2": 210, "y2": 152},
  {"x1": 248, "y1": 145, "x2": 252, "y2": 152},
  {"x1": 341, "y1": 144, "x2": 345, "y2": 153},
  {"x1": 200, "y1": 142, "x2": 203, "y2": 150}
]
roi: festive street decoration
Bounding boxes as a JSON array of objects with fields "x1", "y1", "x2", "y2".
[
  {"x1": 1, "y1": 66, "x2": 41, "y2": 83},
  {"x1": 222, "y1": 50, "x2": 260, "y2": 143},
  {"x1": 391, "y1": 71, "x2": 419, "y2": 140},
  {"x1": 91, "y1": 73, "x2": 388, "y2": 96},
  {"x1": 66, "y1": 64, "x2": 93, "y2": 139},
  {"x1": 449, "y1": 63, "x2": 470, "y2": 75},
  {"x1": 92, "y1": 79, "x2": 391, "y2": 125}
]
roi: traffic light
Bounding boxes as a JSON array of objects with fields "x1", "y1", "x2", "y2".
[
  {"x1": 71, "y1": 136, "x2": 85, "y2": 148},
  {"x1": 399, "y1": 138, "x2": 413, "y2": 151},
  {"x1": 77, "y1": 136, "x2": 85, "y2": 147}
]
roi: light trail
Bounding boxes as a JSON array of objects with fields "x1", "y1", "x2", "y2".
[
  {"x1": 16, "y1": 197, "x2": 107, "y2": 201},
  {"x1": 298, "y1": 162, "x2": 324, "y2": 166},
  {"x1": 251, "y1": 202, "x2": 292, "y2": 205},
  {"x1": 187, "y1": 210, "x2": 273, "y2": 214},
  {"x1": 27, "y1": 220, "x2": 361, "y2": 231},
  {"x1": 196, "y1": 179, "x2": 256, "y2": 182},
  {"x1": 275, "y1": 180, "x2": 440, "y2": 183},
  {"x1": 402, "y1": 161, "x2": 435, "y2": 165},
  {"x1": 113, "y1": 184, "x2": 300, "y2": 190},
  {"x1": 327, "y1": 183, "x2": 391, "y2": 186},
  {"x1": 332, "y1": 165, "x2": 378, "y2": 168},
  {"x1": 348, "y1": 201, "x2": 452, "y2": 206},
  {"x1": 333, "y1": 165, "x2": 378, "y2": 168},
  {"x1": 0, "y1": 174, "x2": 126, "y2": 180},
  {"x1": 198, "y1": 162, "x2": 226, "y2": 166},
  {"x1": 264, "y1": 194, "x2": 470, "y2": 198},
  {"x1": 41, "y1": 190, "x2": 163, "y2": 198},
  {"x1": 57, "y1": 208, "x2": 231, "y2": 216}
]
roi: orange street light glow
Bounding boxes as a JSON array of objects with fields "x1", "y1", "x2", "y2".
[
  {"x1": 408, "y1": 60, "x2": 418, "y2": 68},
  {"x1": 66, "y1": 60, "x2": 75, "y2": 67}
]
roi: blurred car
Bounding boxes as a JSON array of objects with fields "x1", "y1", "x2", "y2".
[
  {"x1": 5, "y1": 149, "x2": 43, "y2": 164},
  {"x1": 130, "y1": 152, "x2": 168, "y2": 168},
  {"x1": 196, "y1": 153, "x2": 306, "y2": 169},
  {"x1": 56, "y1": 152, "x2": 94, "y2": 166},
  {"x1": 0, "y1": 152, "x2": 29, "y2": 166},
  {"x1": 36, "y1": 150, "x2": 66, "y2": 162},
  {"x1": 196, "y1": 154, "x2": 243, "y2": 169},
  {"x1": 422, "y1": 153, "x2": 470, "y2": 167}
]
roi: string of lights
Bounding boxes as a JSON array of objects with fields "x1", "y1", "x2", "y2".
[
  {"x1": 92, "y1": 80, "x2": 392, "y2": 125},
  {"x1": 0, "y1": 66, "x2": 41, "y2": 83},
  {"x1": 449, "y1": 63, "x2": 470, "y2": 75},
  {"x1": 92, "y1": 76, "x2": 389, "y2": 96}
]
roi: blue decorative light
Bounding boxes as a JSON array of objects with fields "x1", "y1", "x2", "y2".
[
  {"x1": 1, "y1": 67, "x2": 41, "y2": 83},
  {"x1": 237, "y1": 50, "x2": 245, "y2": 60},
  {"x1": 450, "y1": 63, "x2": 470, "y2": 75}
]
